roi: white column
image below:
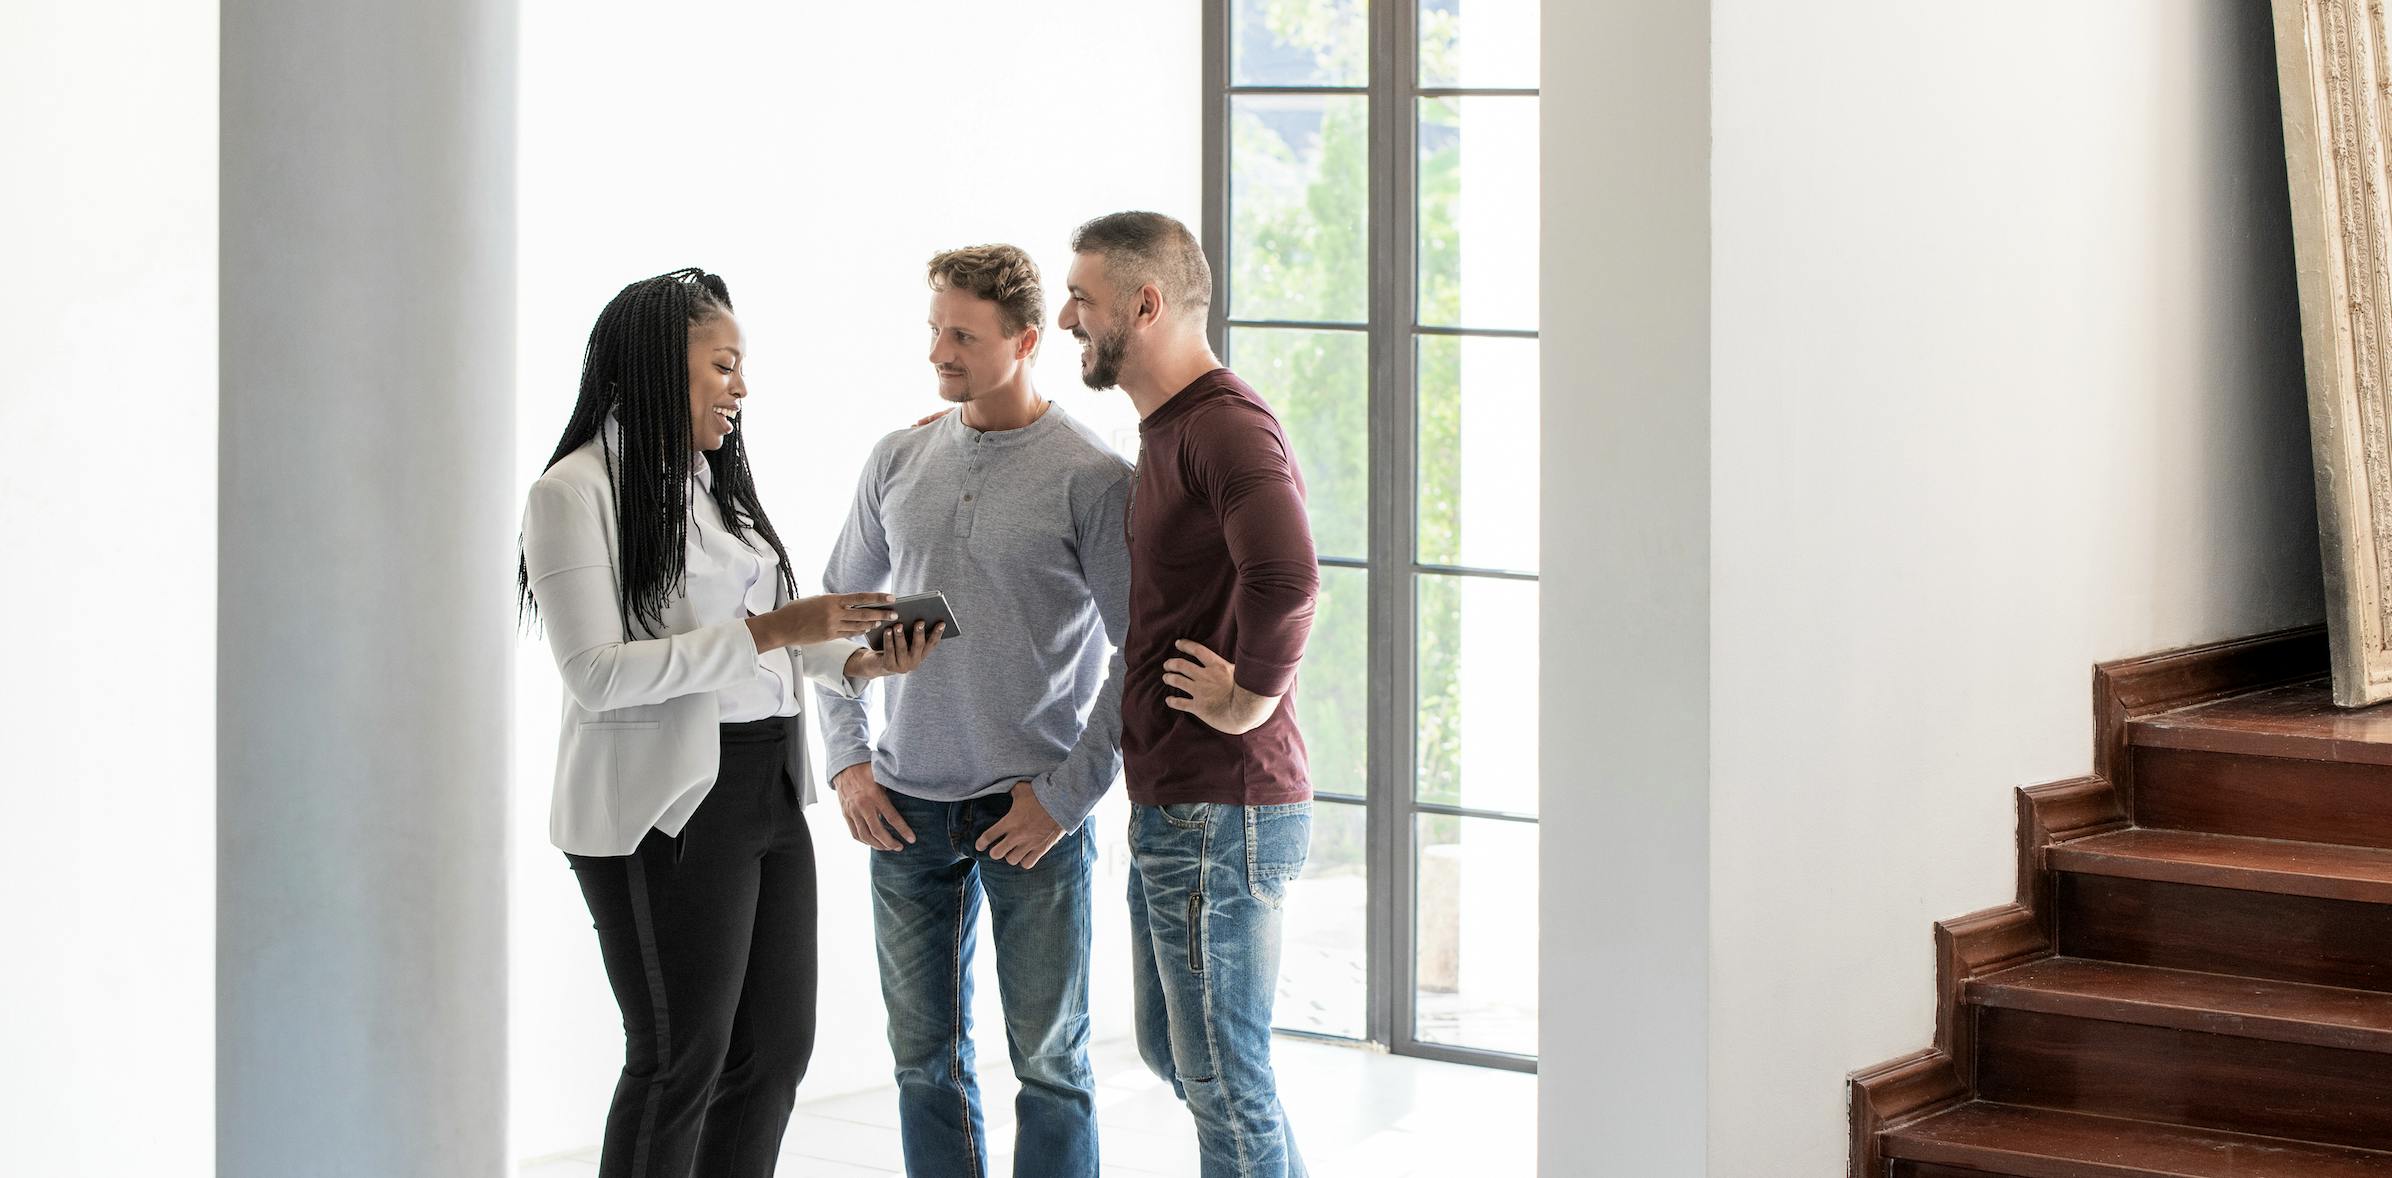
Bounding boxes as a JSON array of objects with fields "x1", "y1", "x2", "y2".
[
  {"x1": 0, "y1": 4, "x2": 217, "y2": 1175},
  {"x1": 1539, "y1": 1, "x2": 1711, "y2": 1173},
  {"x1": 218, "y1": 1, "x2": 515, "y2": 1173}
]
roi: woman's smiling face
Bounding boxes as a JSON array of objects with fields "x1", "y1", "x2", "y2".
[{"x1": 688, "y1": 311, "x2": 747, "y2": 452}]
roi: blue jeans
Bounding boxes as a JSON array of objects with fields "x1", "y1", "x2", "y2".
[
  {"x1": 1128, "y1": 800, "x2": 1311, "y2": 1178},
  {"x1": 872, "y1": 787, "x2": 1098, "y2": 1178}
]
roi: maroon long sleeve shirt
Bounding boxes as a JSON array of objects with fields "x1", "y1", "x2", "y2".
[{"x1": 1122, "y1": 368, "x2": 1319, "y2": 806}]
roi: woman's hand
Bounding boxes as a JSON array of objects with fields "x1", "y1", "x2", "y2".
[
  {"x1": 845, "y1": 620, "x2": 945, "y2": 681},
  {"x1": 750, "y1": 592, "x2": 896, "y2": 651}
]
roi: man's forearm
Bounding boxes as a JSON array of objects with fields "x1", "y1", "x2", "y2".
[
  {"x1": 1221, "y1": 684, "x2": 1282, "y2": 735},
  {"x1": 813, "y1": 683, "x2": 875, "y2": 781}
]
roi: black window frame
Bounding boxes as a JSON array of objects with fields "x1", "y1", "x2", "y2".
[{"x1": 1201, "y1": 0, "x2": 1541, "y2": 1075}]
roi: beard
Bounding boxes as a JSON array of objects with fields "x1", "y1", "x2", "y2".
[{"x1": 1076, "y1": 323, "x2": 1132, "y2": 390}]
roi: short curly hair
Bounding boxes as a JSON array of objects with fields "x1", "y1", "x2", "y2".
[{"x1": 926, "y1": 243, "x2": 1046, "y2": 337}]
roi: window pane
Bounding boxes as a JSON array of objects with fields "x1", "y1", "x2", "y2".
[
  {"x1": 1232, "y1": 95, "x2": 1370, "y2": 324},
  {"x1": 1417, "y1": 97, "x2": 1538, "y2": 331},
  {"x1": 1419, "y1": 0, "x2": 1540, "y2": 89},
  {"x1": 1300, "y1": 566, "x2": 1369, "y2": 796},
  {"x1": 1234, "y1": 0, "x2": 1369, "y2": 87},
  {"x1": 1415, "y1": 573, "x2": 1537, "y2": 815},
  {"x1": 1230, "y1": 327, "x2": 1367, "y2": 560},
  {"x1": 1278, "y1": 798, "x2": 1368, "y2": 1039},
  {"x1": 1416, "y1": 334, "x2": 1538, "y2": 571},
  {"x1": 1415, "y1": 813, "x2": 1538, "y2": 1055}
]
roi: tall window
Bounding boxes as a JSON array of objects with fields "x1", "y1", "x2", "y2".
[{"x1": 1205, "y1": 0, "x2": 1539, "y2": 1070}]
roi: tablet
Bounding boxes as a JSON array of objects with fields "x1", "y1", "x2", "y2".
[{"x1": 862, "y1": 590, "x2": 962, "y2": 651}]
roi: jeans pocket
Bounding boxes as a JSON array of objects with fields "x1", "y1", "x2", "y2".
[
  {"x1": 1244, "y1": 803, "x2": 1312, "y2": 910},
  {"x1": 1159, "y1": 801, "x2": 1211, "y2": 829}
]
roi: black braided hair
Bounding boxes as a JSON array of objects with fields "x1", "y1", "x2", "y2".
[{"x1": 517, "y1": 268, "x2": 800, "y2": 639}]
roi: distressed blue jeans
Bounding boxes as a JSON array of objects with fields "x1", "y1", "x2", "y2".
[
  {"x1": 871, "y1": 787, "x2": 1098, "y2": 1178},
  {"x1": 1128, "y1": 800, "x2": 1312, "y2": 1178}
]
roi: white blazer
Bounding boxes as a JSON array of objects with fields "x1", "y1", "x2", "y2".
[{"x1": 522, "y1": 435, "x2": 860, "y2": 856}]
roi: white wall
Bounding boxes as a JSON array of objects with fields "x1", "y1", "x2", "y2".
[
  {"x1": 0, "y1": 4, "x2": 217, "y2": 1174},
  {"x1": 510, "y1": 2, "x2": 1197, "y2": 1159},
  {"x1": 1706, "y1": 2, "x2": 2321, "y2": 1173},
  {"x1": 1538, "y1": 3, "x2": 1712, "y2": 1174},
  {"x1": 218, "y1": 1, "x2": 516, "y2": 1173}
]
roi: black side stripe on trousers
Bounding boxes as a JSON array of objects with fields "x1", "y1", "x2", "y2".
[{"x1": 625, "y1": 852, "x2": 674, "y2": 1178}]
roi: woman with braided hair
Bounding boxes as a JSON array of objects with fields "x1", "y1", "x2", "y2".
[{"x1": 520, "y1": 268, "x2": 943, "y2": 1176}]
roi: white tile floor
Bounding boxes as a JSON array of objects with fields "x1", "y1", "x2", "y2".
[{"x1": 519, "y1": 1034, "x2": 1535, "y2": 1177}]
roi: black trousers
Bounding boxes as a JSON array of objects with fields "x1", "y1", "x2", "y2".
[{"x1": 567, "y1": 718, "x2": 819, "y2": 1178}]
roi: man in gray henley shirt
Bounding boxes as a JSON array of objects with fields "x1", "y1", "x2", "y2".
[{"x1": 815, "y1": 244, "x2": 1129, "y2": 1178}]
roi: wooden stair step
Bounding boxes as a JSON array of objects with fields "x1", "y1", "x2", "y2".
[
  {"x1": 1974, "y1": 1006, "x2": 2392, "y2": 1151},
  {"x1": 2126, "y1": 679, "x2": 2392, "y2": 851},
  {"x1": 2126, "y1": 744, "x2": 2392, "y2": 853},
  {"x1": 2055, "y1": 873, "x2": 2392, "y2": 994},
  {"x1": 2132, "y1": 679, "x2": 2392, "y2": 766},
  {"x1": 1883, "y1": 1102, "x2": 2392, "y2": 1177},
  {"x1": 1969, "y1": 958, "x2": 2392, "y2": 1053},
  {"x1": 2047, "y1": 829, "x2": 2392, "y2": 905}
]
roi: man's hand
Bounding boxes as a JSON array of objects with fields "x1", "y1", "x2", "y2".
[
  {"x1": 974, "y1": 780, "x2": 1066, "y2": 869},
  {"x1": 844, "y1": 620, "x2": 946, "y2": 682},
  {"x1": 834, "y1": 762, "x2": 916, "y2": 852},
  {"x1": 1162, "y1": 639, "x2": 1281, "y2": 735}
]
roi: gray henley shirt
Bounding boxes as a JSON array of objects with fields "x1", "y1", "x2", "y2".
[{"x1": 814, "y1": 404, "x2": 1132, "y2": 830}]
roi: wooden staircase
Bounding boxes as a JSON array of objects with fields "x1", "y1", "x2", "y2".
[{"x1": 1850, "y1": 626, "x2": 2392, "y2": 1177}]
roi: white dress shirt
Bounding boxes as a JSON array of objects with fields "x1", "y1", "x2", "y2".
[{"x1": 686, "y1": 454, "x2": 801, "y2": 722}]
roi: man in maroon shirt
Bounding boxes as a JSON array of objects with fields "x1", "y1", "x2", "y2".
[{"x1": 1059, "y1": 211, "x2": 1317, "y2": 1177}]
